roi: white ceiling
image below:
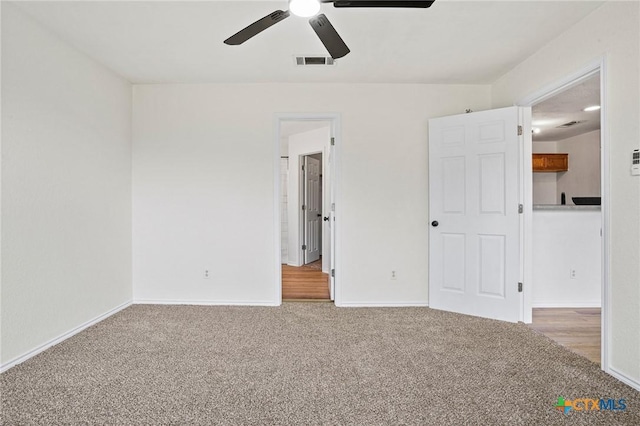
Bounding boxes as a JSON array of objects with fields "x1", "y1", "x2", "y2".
[
  {"x1": 12, "y1": 0, "x2": 604, "y2": 85},
  {"x1": 532, "y1": 73, "x2": 601, "y2": 142},
  {"x1": 281, "y1": 120, "x2": 331, "y2": 138}
]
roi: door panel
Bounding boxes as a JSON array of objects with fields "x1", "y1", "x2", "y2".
[
  {"x1": 478, "y1": 234, "x2": 506, "y2": 297},
  {"x1": 479, "y1": 153, "x2": 506, "y2": 214},
  {"x1": 429, "y1": 106, "x2": 522, "y2": 323},
  {"x1": 442, "y1": 157, "x2": 466, "y2": 214},
  {"x1": 442, "y1": 233, "x2": 465, "y2": 292}
]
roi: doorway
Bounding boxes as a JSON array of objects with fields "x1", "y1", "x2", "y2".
[
  {"x1": 519, "y1": 64, "x2": 607, "y2": 368},
  {"x1": 277, "y1": 117, "x2": 337, "y2": 302}
]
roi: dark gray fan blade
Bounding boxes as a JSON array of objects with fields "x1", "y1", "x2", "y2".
[
  {"x1": 325, "y1": 1, "x2": 435, "y2": 7},
  {"x1": 309, "y1": 14, "x2": 350, "y2": 59},
  {"x1": 224, "y1": 10, "x2": 290, "y2": 45}
]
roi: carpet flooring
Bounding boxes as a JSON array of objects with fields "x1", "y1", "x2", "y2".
[{"x1": 1, "y1": 303, "x2": 639, "y2": 425}]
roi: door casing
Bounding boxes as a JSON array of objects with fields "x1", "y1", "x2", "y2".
[
  {"x1": 517, "y1": 58, "x2": 610, "y2": 373},
  {"x1": 274, "y1": 113, "x2": 341, "y2": 304}
]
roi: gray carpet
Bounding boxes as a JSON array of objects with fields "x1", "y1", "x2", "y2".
[{"x1": 1, "y1": 303, "x2": 639, "y2": 425}]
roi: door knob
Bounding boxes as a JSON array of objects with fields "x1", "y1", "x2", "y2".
[
  {"x1": 431, "y1": 221, "x2": 439, "y2": 227},
  {"x1": 323, "y1": 216, "x2": 330, "y2": 222}
]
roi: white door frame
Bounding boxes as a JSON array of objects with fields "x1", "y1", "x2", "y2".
[
  {"x1": 517, "y1": 58, "x2": 610, "y2": 372},
  {"x1": 274, "y1": 113, "x2": 342, "y2": 304}
]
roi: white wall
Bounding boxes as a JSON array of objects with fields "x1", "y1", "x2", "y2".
[
  {"x1": 1, "y1": 4, "x2": 132, "y2": 366},
  {"x1": 557, "y1": 130, "x2": 601, "y2": 203},
  {"x1": 280, "y1": 158, "x2": 289, "y2": 264},
  {"x1": 532, "y1": 210, "x2": 601, "y2": 307},
  {"x1": 132, "y1": 83, "x2": 491, "y2": 305},
  {"x1": 286, "y1": 127, "x2": 330, "y2": 269},
  {"x1": 492, "y1": 1, "x2": 640, "y2": 384}
]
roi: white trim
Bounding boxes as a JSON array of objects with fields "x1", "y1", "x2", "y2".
[
  {"x1": 337, "y1": 302, "x2": 429, "y2": 307},
  {"x1": 517, "y1": 58, "x2": 602, "y2": 106},
  {"x1": 519, "y1": 106, "x2": 533, "y2": 323},
  {"x1": 134, "y1": 300, "x2": 278, "y2": 306},
  {"x1": 273, "y1": 117, "x2": 283, "y2": 303},
  {"x1": 331, "y1": 118, "x2": 341, "y2": 303},
  {"x1": 516, "y1": 57, "x2": 610, "y2": 373},
  {"x1": 608, "y1": 367, "x2": 640, "y2": 392},
  {"x1": 274, "y1": 113, "x2": 341, "y2": 305},
  {"x1": 0, "y1": 300, "x2": 132, "y2": 373},
  {"x1": 532, "y1": 302, "x2": 602, "y2": 308},
  {"x1": 598, "y1": 58, "x2": 611, "y2": 375}
]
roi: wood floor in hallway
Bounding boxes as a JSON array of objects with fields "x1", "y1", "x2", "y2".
[
  {"x1": 282, "y1": 260, "x2": 330, "y2": 301},
  {"x1": 529, "y1": 308, "x2": 601, "y2": 365}
]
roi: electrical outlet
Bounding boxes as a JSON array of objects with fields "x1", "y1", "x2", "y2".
[
  {"x1": 570, "y1": 269, "x2": 577, "y2": 279},
  {"x1": 391, "y1": 270, "x2": 397, "y2": 280},
  {"x1": 204, "y1": 270, "x2": 210, "y2": 279}
]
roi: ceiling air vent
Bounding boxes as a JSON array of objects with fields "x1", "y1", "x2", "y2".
[
  {"x1": 556, "y1": 120, "x2": 584, "y2": 128},
  {"x1": 295, "y1": 56, "x2": 336, "y2": 66}
]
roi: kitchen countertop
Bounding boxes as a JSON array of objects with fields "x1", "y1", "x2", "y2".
[{"x1": 533, "y1": 204, "x2": 601, "y2": 211}]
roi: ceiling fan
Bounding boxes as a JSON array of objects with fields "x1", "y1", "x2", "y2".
[{"x1": 224, "y1": 1, "x2": 435, "y2": 59}]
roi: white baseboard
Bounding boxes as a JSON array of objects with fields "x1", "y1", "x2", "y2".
[
  {"x1": 532, "y1": 301, "x2": 601, "y2": 308},
  {"x1": 134, "y1": 299, "x2": 279, "y2": 306},
  {"x1": 336, "y1": 301, "x2": 429, "y2": 307},
  {"x1": 0, "y1": 300, "x2": 132, "y2": 373},
  {"x1": 608, "y1": 367, "x2": 640, "y2": 392}
]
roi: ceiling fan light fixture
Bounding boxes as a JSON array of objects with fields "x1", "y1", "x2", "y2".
[{"x1": 289, "y1": 0, "x2": 321, "y2": 17}]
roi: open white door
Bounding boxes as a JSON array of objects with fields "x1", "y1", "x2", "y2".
[
  {"x1": 429, "y1": 106, "x2": 523, "y2": 323},
  {"x1": 303, "y1": 156, "x2": 321, "y2": 264}
]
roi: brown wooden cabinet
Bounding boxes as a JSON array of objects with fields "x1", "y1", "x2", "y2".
[{"x1": 532, "y1": 153, "x2": 568, "y2": 172}]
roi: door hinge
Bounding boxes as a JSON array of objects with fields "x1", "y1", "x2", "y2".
[
  {"x1": 331, "y1": 269, "x2": 335, "y2": 277},
  {"x1": 302, "y1": 164, "x2": 305, "y2": 171},
  {"x1": 302, "y1": 245, "x2": 307, "y2": 251},
  {"x1": 331, "y1": 203, "x2": 335, "y2": 212},
  {"x1": 330, "y1": 137, "x2": 335, "y2": 146},
  {"x1": 518, "y1": 125, "x2": 523, "y2": 136},
  {"x1": 518, "y1": 282, "x2": 523, "y2": 292},
  {"x1": 302, "y1": 205, "x2": 306, "y2": 211},
  {"x1": 518, "y1": 204, "x2": 523, "y2": 214}
]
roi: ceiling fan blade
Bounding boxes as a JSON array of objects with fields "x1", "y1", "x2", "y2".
[
  {"x1": 309, "y1": 14, "x2": 350, "y2": 59},
  {"x1": 325, "y1": 1, "x2": 435, "y2": 7},
  {"x1": 224, "y1": 10, "x2": 290, "y2": 45}
]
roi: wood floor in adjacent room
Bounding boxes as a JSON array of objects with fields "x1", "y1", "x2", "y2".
[
  {"x1": 282, "y1": 259, "x2": 330, "y2": 301},
  {"x1": 529, "y1": 308, "x2": 601, "y2": 365}
]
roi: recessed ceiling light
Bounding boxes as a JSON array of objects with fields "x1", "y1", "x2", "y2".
[
  {"x1": 532, "y1": 128, "x2": 541, "y2": 134},
  {"x1": 532, "y1": 119, "x2": 555, "y2": 126},
  {"x1": 583, "y1": 105, "x2": 601, "y2": 112},
  {"x1": 289, "y1": 0, "x2": 320, "y2": 17}
]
